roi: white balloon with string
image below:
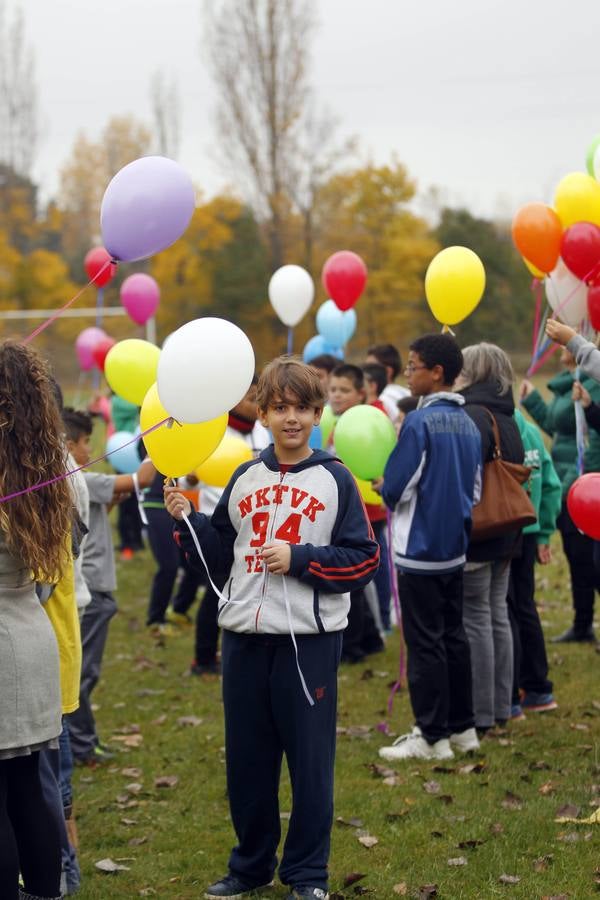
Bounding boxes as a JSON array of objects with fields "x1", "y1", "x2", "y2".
[
  {"x1": 545, "y1": 258, "x2": 588, "y2": 328},
  {"x1": 268, "y1": 265, "x2": 314, "y2": 327}
]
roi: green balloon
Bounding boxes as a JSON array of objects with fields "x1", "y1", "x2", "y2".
[
  {"x1": 320, "y1": 404, "x2": 337, "y2": 446},
  {"x1": 334, "y1": 405, "x2": 397, "y2": 480},
  {"x1": 586, "y1": 134, "x2": 600, "y2": 177}
]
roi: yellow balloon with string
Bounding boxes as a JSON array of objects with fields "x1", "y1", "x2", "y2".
[
  {"x1": 140, "y1": 383, "x2": 228, "y2": 478},
  {"x1": 425, "y1": 246, "x2": 486, "y2": 328}
]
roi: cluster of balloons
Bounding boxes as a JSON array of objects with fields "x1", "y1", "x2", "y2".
[
  {"x1": 75, "y1": 327, "x2": 116, "y2": 373},
  {"x1": 512, "y1": 138, "x2": 600, "y2": 327},
  {"x1": 424, "y1": 246, "x2": 486, "y2": 329},
  {"x1": 104, "y1": 318, "x2": 256, "y2": 479},
  {"x1": 303, "y1": 251, "x2": 366, "y2": 362}
]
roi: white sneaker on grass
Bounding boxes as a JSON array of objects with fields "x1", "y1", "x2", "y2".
[
  {"x1": 379, "y1": 726, "x2": 454, "y2": 761},
  {"x1": 449, "y1": 727, "x2": 480, "y2": 753}
]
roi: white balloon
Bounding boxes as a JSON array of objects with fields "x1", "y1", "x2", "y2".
[
  {"x1": 157, "y1": 318, "x2": 255, "y2": 423},
  {"x1": 545, "y1": 258, "x2": 588, "y2": 328},
  {"x1": 268, "y1": 265, "x2": 314, "y2": 327}
]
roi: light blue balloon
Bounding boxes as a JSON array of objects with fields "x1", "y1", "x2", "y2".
[
  {"x1": 302, "y1": 334, "x2": 344, "y2": 363},
  {"x1": 106, "y1": 431, "x2": 140, "y2": 474},
  {"x1": 308, "y1": 424, "x2": 322, "y2": 449},
  {"x1": 316, "y1": 300, "x2": 357, "y2": 346}
]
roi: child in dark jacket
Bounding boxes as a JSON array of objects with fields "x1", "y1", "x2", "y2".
[
  {"x1": 165, "y1": 357, "x2": 379, "y2": 900},
  {"x1": 377, "y1": 334, "x2": 482, "y2": 762}
]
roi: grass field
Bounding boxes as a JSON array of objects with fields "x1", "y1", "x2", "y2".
[{"x1": 69, "y1": 529, "x2": 600, "y2": 900}]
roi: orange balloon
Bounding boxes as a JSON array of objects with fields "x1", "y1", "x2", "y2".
[{"x1": 512, "y1": 203, "x2": 562, "y2": 274}]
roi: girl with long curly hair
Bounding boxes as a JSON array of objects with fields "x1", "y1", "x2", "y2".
[{"x1": 0, "y1": 340, "x2": 74, "y2": 900}]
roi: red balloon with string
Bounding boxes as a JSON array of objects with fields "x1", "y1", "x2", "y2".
[
  {"x1": 92, "y1": 336, "x2": 116, "y2": 372},
  {"x1": 322, "y1": 251, "x2": 367, "y2": 311},
  {"x1": 560, "y1": 222, "x2": 600, "y2": 283},
  {"x1": 84, "y1": 247, "x2": 116, "y2": 288},
  {"x1": 567, "y1": 473, "x2": 600, "y2": 540}
]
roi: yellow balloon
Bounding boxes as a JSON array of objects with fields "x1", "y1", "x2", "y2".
[
  {"x1": 424, "y1": 246, "x2": 486, "y2": 327},
  {"x1": 523, "y1": 257, "x2": 545, "y2": 280},
  {"x1": 140, "y1": 383, "x2": 227, "y2": 478},
  {"x1": 105, "y1": 339, "x2": 161, "y2": 406},
  {"x1": 356, "y1": 477, "x2": 383, "y2": 506},
  {"x1": 554, "y1": 172, "x2": 600, "y2": 228},
  {"x1": 195, "y1": 435, "x2": 253, "y2": 488}
]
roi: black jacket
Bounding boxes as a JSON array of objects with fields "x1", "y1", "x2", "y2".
[{"x1": 460, "y1": 381, "x2": 525, "y2": 562}]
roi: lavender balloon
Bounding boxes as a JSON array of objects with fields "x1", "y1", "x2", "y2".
[
  {"x1": 101, "y1": 156, "x2": 195, "y2": 262},
  {"x1": 75, "y1": 326, "x2": 107, "y2": 371},
  {"x1": 120, "y1": 273, "x2": 160, "y2": 325}
]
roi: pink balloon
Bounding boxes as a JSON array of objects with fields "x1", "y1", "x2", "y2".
[
  {"x1": 120, "y1": 273, "x2": 160, "y2": 325},
  {"x1": 75, "y1": 327, "x2": 107, "y2": 371}
]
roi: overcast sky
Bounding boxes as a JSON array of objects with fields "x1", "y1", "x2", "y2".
[{"x1": 20, "y1": 0, "x2": 600, "y2": 220}]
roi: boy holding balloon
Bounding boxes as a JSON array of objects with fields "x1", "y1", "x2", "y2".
[
  {"x1": 165, "y1": 356, "x2": 379, "y2": 900},
  {"x1": 377, "y1": 334, "x2": 482, "y2": 762}
]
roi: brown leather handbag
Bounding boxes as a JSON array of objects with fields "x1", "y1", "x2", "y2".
[{"x1": 470, "y1": 409, "x2": 537, "y2": 542}]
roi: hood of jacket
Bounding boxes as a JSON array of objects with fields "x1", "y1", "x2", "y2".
[{"x1": 460, "y1": 381, "x2": 515, "y2": 416}]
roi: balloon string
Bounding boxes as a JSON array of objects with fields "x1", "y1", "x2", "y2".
[
  {"x1": 0, "y1": 415, "x2": 170, "y2": 504},
  {"x1": 22, "y1": 259, "x2": 117, "y2": 345},
  {"x1": 527, "y1": 340, "x2": 559, "y2": 377},
  {"x1": 531, "y1": 278, "x2": 543, "y2": 358},
  {"x1": 575, "y1": 365, "x2": 586, "y2": 476},
  {"x1": 180, "y1": 510, "x2": 314, "y2": 706}
]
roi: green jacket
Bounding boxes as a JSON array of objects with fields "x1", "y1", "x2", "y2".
[
  {"x1": 111, "y1": 395, "x2": 139, "y2": 434},
  {"x1": 521, "y1": 369, "x2": 600, "y2": 496},
  {"x1": 514, "y1": 409, "x2": 562, "y2": 543}
]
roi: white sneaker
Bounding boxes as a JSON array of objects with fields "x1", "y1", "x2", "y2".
[
  {"x1": 449, "y1": 727, "x2": 480, "y2": 753},
  {"x1": 379, "y1": 726, "x2": 454, "y2": 761}
]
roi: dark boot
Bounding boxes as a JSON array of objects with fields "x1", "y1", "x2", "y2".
[{"x1": 551, "y1": 625, "x2": 596, "y2": 643}]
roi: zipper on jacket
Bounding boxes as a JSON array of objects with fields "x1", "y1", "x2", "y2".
[{"x1": 255, "y1": 469, "x2": 287, "y2": 632}]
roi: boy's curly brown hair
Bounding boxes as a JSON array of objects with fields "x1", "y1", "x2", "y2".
[
  {"x1": 256, "y1": 355, "x2": 325, "y2": 411},
  {"x1": 0, "y1": 341, "x2": 73, "y2": 581}
]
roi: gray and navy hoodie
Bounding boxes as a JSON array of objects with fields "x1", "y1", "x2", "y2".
[
  {"x1": 174, "y1": 447, "x2": 380, "y2": 634},
  {"x1": 382, "y1": 392, "x2": 482, "y2": 574}
]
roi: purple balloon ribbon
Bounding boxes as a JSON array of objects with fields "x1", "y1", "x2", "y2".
[{"x1": 0, "y1": 416, "x2": 171, "y2": 504}]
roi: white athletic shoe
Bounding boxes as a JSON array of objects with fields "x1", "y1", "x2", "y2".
[
  {"x1": 449, "y1": 727, "x2": 480, "y2": 753},
  {"x1": 379, "y1": 726, "x2": 454, "y2": 761}
]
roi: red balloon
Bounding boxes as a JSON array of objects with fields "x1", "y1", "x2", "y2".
[
  {"x1": 92, "y1": 336, "x2": 116, "y2": 372},
  {"x1": 588, "y1": 284, "x2": 600, "y2": 330},
  {"x1": 567, "y1": 473, "x2": 600, "y2": 540},
  {"x1": 322, "y1": 251, "x2": 367, "y2": 311},
  {"x1": 84, "y1": 247, "x2": 117, "y2": 288},
  {"x1": 560, "y1": 222, "x2": 600, "y2": 282}
]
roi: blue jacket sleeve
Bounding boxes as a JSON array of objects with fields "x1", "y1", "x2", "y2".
[
  {"x1": 173, "y1": 482, "x2": 237, "y2": 579},
  {"x1": 287, "y1": 463, "x2": 380, "y2": 592},
  {"x1": 381, "y1": 416, "x2": 427, "y2": 510}
]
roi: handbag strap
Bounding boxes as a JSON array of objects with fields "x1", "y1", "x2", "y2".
[{"x1": 482, "y1": 407, "x2": 502, "y2": 460}]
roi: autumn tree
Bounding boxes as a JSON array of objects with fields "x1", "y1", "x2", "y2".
[
  {"x1": 59, "y1": 115, "x2": 152, "y2": 268},
  {"x1": 205, "y1": 0, "x2": 317, "y2": 271},
  {"x1": 150, "y1": 69, "x2": 181, "y2": 158},
  {"x1": 0, "y1": 3, "x2": 38, "y2": 177},
  {"x1": 311, "y1": 159, "x2": 439, "y2": 356}
]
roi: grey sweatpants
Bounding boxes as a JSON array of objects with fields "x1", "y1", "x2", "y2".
[
  {"x1": 67, "y1": 590, "x2": 117, "y2": 760},
  {"x1": 462, "y1": 561, "x2": 513, "y2": 728}
]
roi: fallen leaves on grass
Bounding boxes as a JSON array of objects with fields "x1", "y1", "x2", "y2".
[
  {"x1": 176, "y1": 715, "x2": 203, "y2": 727},
  {"x1": 95, "y1": 857, "x2": 130, "y2": 873},
  {"x1": 489, "y1": 822, "x2": 504, "y2": 835},
  {"x1": 501, "y1": 791, "x2": 524, "y2": 810},
  {"x1": 342, "y1": 872, "x2": 366, "y2": 887},
  {"x1": 423, "y1": 780, "x2": 441, "y2": 795},
  {"x1": 556, "y1": 807, "x2": 600, "y2": 825},
  {"x1": 458, "y1": 839, "x2": 485, "y2": 849},
  {"x1": 128, "y1": 835, "x2": 148, "y2": 846},
  {"x1": 555, "y1": 803, "x2": 580, "y2": 819},
  {"x1": 539, "y1": 781, "x2": 557, "y2": 796},
  {"x1": 458, "y1": 762, "x2": 487, "y2": 776},
  {"x1": 336, "y1": 816, "x2": 364, "y2": 828},
  {"x1": 447, "y1": 857, "x2": 467, "y2": 866},
  {"x1": 533, "y1": 854, "x2": 554, "y2": 872},
  {"x1": 357, "y1": 833, "x2": 379, "y2": 848},
  {"x1": 154, "y1": 775, "x2": 178, "y2": 789},
  {"x1": 121, "y1": 767, "x2": 142, "y2": 779},
  {"x1": 392, "y1": 884, "x2": 407, "y2": 895},
  {"x1": 418, "y1": 884, "x2": 437, "y2": 898},
  {"x1": 498, "y1": 873, "x2": 520, "y2": 884}
]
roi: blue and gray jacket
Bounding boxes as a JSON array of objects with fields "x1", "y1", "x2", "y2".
[
  {"x1": 174, "y1": 447, "x2": 379, "y2": 634},
  {"x1": 382, "y1": 392, "x2": 482, "y2": 574}
]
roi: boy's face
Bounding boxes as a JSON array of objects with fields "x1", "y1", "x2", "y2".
[
  {"x1": 329, "y1": 375, "x2": 365, "y2": 416},
  {"x1": 259, "y1": 392, "x2": 321, "y2": 459},
  {"x1": 68, "y1": 433, "x2": 92, "y2": 467},
  {"x1": 405, "y1": 351, "x2": 440, "y2": 398}
]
